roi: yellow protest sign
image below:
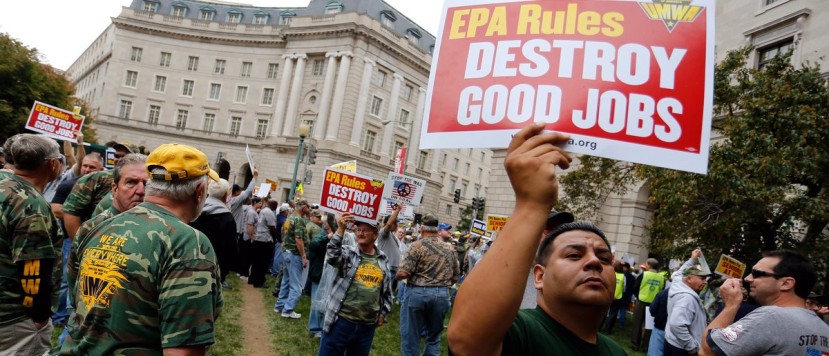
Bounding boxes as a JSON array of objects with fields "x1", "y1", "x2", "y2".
[
  {"x1": 715, "y1": 255, "x2": 746, "y2": 279},
  {"x1": 265, "y1": 178, "x2": 279, "y2": 191},
  {"x1": 330, "y1": 160, "x2": 356, "y2": 173},
  {"x1": 486, "y1": 214, "x2": 508, "y2": 232}
]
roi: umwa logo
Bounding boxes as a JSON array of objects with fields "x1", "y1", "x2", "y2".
[{"x1": 639, "y1": 0, "x2": 704, "y2": 32}]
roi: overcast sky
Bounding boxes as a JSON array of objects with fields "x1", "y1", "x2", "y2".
[{"x1": 0, "y1": 0, "x2": 443, "y2": 71}]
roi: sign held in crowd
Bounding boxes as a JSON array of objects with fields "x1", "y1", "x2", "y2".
[
  {"x1": 382, "y1": 173, "x2": 426, "y2": 207},
  {"x1": 319, "y1": 168, "x2": 385, "y2": 224},
  {"x1": 486, "y1": 214, "x2": 508, "y2": 232},
  {"x1": 420, "y1": 0, "x2": 715, "y2": 174},
  {"x1": 26, "y1": 101, "x2": 85, "y2": 142},
  {"x1": 470, "y1": 219, "x2": 487, "y2": 236},
  {"x1": 715, "y1": 254, "x2": 746, "y2": 279}
]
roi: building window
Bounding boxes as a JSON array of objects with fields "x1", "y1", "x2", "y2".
[
  {"x1": 215, "y1": 59, "x2": 226, "y2": 74},
  {"x1": 480, "y1": 151, "x2": 486, "y2": 161},
  {"x1": 230, "y1": 116, "x2": 242, "y2": 136},
  {"x1": 363, "y1": 130, "x2": 376, "y2": 152},
  {"x1": 199, "y1": 9, "x2": 215, "y2": 21},
  {"x1": 160, "y1": 52, "x2": 171, "y2": 67},
  {"x1": 461, "y1": 183, "x2": 468, "y2": 197},
  {"x1": 171, "y1": 5, "x2": 187, "y2": 17},
  {"x1": 187, "y1": 56, "x2": 199, "y2": 71},
  {"x1": 209, "y1": 83, "x2": 221, "y2": 100},
  {"x1": 440, "y1": 153, "x2": 446, "y2": 166},
  {"x1": 267, "y1": 63, "x2": 279, "y2": 79},
  {"x1": 370, "y1": 96, "x2": 383, "y2": 116},
  {"x1": 148, "y1": 105, "x2": 161, "y2": 125},
  {"x1": 130, "y1": 47, "x2": 143, "y2": 62},
  {"x1": 325, "y1": 1, "x2": 343, "y2": 14},
  {"x1": 453, "y1": 158, "x2": 459, "y2": 170},
  {"x1": 445, "y1": 204, "x2": 452, "y2": 215},
  {"x1": 262, "y1": 88, "x2": 274, "y2": 105},
  {"x1": 312, "y1": 59, "x2": 325, "y2": 76},
  {"x1": 124, "y1": 70, "x2": 138, "y2": 88},
  {"x1": 478, "y1": 167, "x2": 483, "y2": 178},
  {"x1": 182, "y1": 80, "x2": 194, "y2": 96},
  {"x1": 398, "y1": 109, "x2": 410, "y2": 127},
  {"x1": 380, "y1": 10, "x2": 396, "y2": 27},
  {"x1": 394, "y1": 141, "x2": 404, "y2": 154},
  {"x1": 227, "y1": 11, "x2": 242, "y2": 23},
  {"x1": 235, "y1": 86, "x2": 248, "y2": 103},
  {"x1": 241, "y1": 62, "x2": 252, "y2": 77},
  {"x1": 256, "y1": 119, "x2": 269, "y2": 138},
  {"x1": 449, "y1": 179, "x2": 456, "y2": 192},
  {"x1": 253, "y1": 14, "x2": 268, "y2": 24},
  {"x1": 764, "y1": 0, "x2": 779, "y2": 5},
  {"x1": 118, "y1": 100, "x2": 132, "y2": 119},
  {"x1": 464, "y1": 162, "x2": 470, "y2": 175},
  {"x1": 474, "y1": 185, "x2": 480, "y2": 197},
  {"x1": 417, "y1": 151, "x2": 428, "y2": 170},
  {"x1": 175, "y1": 109, "x2": 188, "y2": 130},
  {"x1": 203, "y1": 113, "x2": 215, "y2": 133},
  {"x1": 143, "y1": 1, "x2": 158, "y2": 12},
  {"x1": 375, "y1": 70, "x2": 386, "y2": 87},
  {"x1": 153, "y1": 75, "x2": 166, "y2": 92},
  {"x1": 401, "y1": 84, "x2": 413, "y2": 101},
  {"x1": 758, "y1": 39, "x2": 794, "y2": 69},
  {"x1": 279, "y1": 11, "x2": 295, "y2": 25}
]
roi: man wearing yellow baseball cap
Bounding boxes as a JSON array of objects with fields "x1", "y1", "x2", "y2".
[{"x1": 57, "y1": 143, "x2": 222, "y2": 355}]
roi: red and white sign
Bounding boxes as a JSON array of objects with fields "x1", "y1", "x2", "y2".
[
  {"x1": 421, "y1": 0, "x2": 715, "y2": 174},
  {"x1": 394, "y1": 146, "x2": 407, "y2": 174},
  {"x1": 26, "y1": 101, "x2": 85, "y2": 142},
  {"x1": 319, "y1": 168, "x2": 386, "y2": 224}
]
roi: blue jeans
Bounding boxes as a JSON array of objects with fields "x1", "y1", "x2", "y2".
[
  {"x1": 274, "y1": 251, "x2": 303, "y2": 313},
  {"x1": 401, "y1": 286, "x2": 450, "y2": 356},
  {"x1": 270, "y1": 242, "x2": 283, "y2": 276},
  {"x1": 309, "y1": 282, "x2": 322, "y2": 335},
  {"x1": 51, "y1": 238, "x2": 72, "y2": 325},
  {"x1": 318, "y1": 317, "x2": 377, "y2": 356},
  {"x1": 617, "y1": 303, "x2": 627, "y2": 327},
  {"x1": 647, "y1": 328, "x2": 666, "y2": 356}
]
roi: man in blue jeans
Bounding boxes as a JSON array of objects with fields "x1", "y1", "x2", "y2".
[
  {"x1": 274, "y1": 200, "x2": 310, "y2": 319},
  {"x1": 397, "y1": 214, "x2": 460, "y2": 355}
]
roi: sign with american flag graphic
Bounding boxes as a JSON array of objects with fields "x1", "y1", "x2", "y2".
[
  {"x1": 382, "y1": 173, "x2": 426, "y2": 207},
  {"x1": 380, "y1": 199, "x2": 415, "y2": 220}
]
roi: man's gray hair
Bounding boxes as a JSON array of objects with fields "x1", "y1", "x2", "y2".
[
  {"x1": 208, "y1": 178, "x2": 230, "y2": 198},
  {"x1": 6, "y1": 134, "x2": 60, "y2": 171},
  {"x1": 113, "y1": 153, "x2": 148, "y2": 184},
  {"x1": 145, "y1": 167, "x2": 207, "y2": 201},
  {"x1": 84, "y1": 152, "x2": 104, "y2": 164}
]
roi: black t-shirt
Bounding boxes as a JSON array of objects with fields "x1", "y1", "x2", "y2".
[{"x1": 52, "y1": 175, "x2": 80, "y2": 238}]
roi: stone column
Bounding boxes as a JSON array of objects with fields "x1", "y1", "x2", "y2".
[
  {"x1": 380, "y1": 73, "x2": 404, "y2": 156},
  {"x1": 281, "y1": 54, "x2": 307, "y2": 137},
  {"x1": 407, "y1": 87, "x2": 427, "y2": 171},
  {"x1": 313, "y1": 52, "x2": 338, "y2": 140},
  {"x1": 272, "y1": 55, "x2": 294, "y2": 136},
  {"x1": 325, "y1": 52, "x2": 352, "y2": 141},
  {"x1": 350, "y1": 57, "x2": 376, "y2": 146}
]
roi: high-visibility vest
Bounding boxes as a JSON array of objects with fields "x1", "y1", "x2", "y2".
[
  {"x1": 638, "y1": 270, "x2": 665, "y2": 303},
  {"x1": 614, "y1": 272, "x2": 624, "y2": 300}
]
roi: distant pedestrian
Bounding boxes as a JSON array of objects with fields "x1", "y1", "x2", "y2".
[
  {"x1": 274, "y1": 199, "x2": 311, "y2": 319},
  {"x1": 191, "y1": 178, "x2": 237, "y2": 288}
]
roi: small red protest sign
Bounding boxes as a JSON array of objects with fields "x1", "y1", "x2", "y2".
[
  {"x1": 26, "y1": 101, "x2": 84, "y2": 142},
  {"x1": 319, "y1": 168, "x2": 385, "y2": 224}
]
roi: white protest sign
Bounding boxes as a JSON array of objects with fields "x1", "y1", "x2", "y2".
[{"x1": 382, "y1": 172, "x2": 426, "y2": 207}]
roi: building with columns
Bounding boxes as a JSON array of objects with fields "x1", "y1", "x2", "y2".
[
  {"x1": 67, "y1": 0, "x2": 492, "y2": 225},
  {"x1": 485, "y1": 0, "x2": 829, "y2": 265}
]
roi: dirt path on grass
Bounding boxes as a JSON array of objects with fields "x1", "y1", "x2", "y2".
[{"x1": 240, "y1": 283, "x2": 274, "y2": 355}]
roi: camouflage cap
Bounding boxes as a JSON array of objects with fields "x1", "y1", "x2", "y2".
[{"x1": 146, "y1": 144, "x2": 219, "y2": 182}]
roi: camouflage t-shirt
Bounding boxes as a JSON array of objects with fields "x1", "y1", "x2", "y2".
[
  {"x1": 91, "y1": 192, "x2": 114, "y2": 217},
  {"x1": 398, "y1": 236, "x2": 459, "y2": 287},
  {"x1": 67, "y1": 205, "x2": 120, "y2": 307},
  {"x1": 282, "y1": 214, "x2": 309, "y2": 255},
  {"x1": 62, "y1": 170, "x2": 114, "y2": 222},
  {"x1": 0, "y1": 175, "x2": 62, "y2": 324},
  {"x1": 58, "y1": 202, "x2": 222, "y2": 354}
]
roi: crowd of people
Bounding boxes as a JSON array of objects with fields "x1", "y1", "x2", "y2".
[{"x1": 0, "y1": 125, "x2": 828, "y2": 355}]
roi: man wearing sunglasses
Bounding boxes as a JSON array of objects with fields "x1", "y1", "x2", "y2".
[{"x1": 701, "y1": 250, "x2": 829, "y2": 355}]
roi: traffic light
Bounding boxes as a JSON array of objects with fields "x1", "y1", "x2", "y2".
[
  {"x1": 453, "y1": 189, "x2": 461, "y2": 203},
  {"x1": 472, "y1": 197, "x2": 485, "y2": 210},
  {"x1": 478, "y1": 198, "x2": 486, "y2": 210},
  {"x1": 307, "y1": 145, "x2": 317, "y2": 165},
  {"x1": 471, "y1": 197, "x2": 479, "y2": 209},
  {"x1": 303, "y1": 169, "x2": 313, "y2": 184}
]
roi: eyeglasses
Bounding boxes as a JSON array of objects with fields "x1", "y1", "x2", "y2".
[
  {"x1": 749, "y1": 269, "x2": 781, "y2": 279},
  {"x1": 353, "y1": 229, "x2": 375, "y2": 234}
]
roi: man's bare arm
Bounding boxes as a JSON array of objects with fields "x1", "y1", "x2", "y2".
[
  {"x1": 64, "y1": 213, "x2": 82, "y2": 241},
  {"x1": 72, "y1": 131, "x2": 85, "y2": 176},
  {"x1": 448, "y1": 124, "x2": 571, "y2": 355}
]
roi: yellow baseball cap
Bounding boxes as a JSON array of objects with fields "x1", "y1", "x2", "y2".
[{"x1": 146, "y1": 143, "x2": 219, "y2": 182}]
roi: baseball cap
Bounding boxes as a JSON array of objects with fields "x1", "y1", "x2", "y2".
[
  {"x1": 438, "y1": 223, "x2": 452, "y2": 230},
  {"x1": 421, "y1": 214, "x2": 439, "y2": 227},
  {"x1": 146, "y1": 143, "x2": 219, "y2": 182},
  {"x1": 353, "y1": 219, "x2": 381, "y2": 232},
  {"x1": 279, "y1": 203, "x2": 291, "y2": 212},
  {"x1": 295, "y1": 199, "x2": 309, "y2": 208},
  {"x1": 546, "y1": 209, "x2": 575, "y2": 229},
  {"x1": 110, "y1": 142, "x2": 135, "y2": 154},
  {"x1": 683, "y1": 265, "x2": 713, "y2": 277}
]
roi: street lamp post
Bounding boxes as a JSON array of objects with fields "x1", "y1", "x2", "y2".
[
  {"x1": 289, "y1": 124, "x2": 311, "y2": 201},
  {"x1": 382, "y1": 120, "x2": 415, "y2": 172}
]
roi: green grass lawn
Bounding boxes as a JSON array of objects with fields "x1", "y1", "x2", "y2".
[{"x1": 210, "y1": 274, "x2": 245, "y2": 355}]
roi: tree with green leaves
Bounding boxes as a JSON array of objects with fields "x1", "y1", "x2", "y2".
[
  {"x1": 558, "y1": 47, "x2": 829, "y2": 291},
  {"x1": 0, "y1": 33, "x2": 96, "y2": 143}
]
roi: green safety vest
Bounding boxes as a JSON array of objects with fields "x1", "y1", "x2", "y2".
[
  {"x1": 637, "y1": 270, "x2": 664, "y2": 303},
  {"x1": 614, "y1": 272, "x2": 624, "y2": 300}
]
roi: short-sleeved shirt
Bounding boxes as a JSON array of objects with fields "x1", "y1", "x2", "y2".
[
  {"x1": 337, "y1": 252, "x2": 383, "y2": 324},
  {"x1": 62, "y1": 170, "x2": 114, "y2": 223},
  {"x1": 708, "y1": 306, "x2": 829, "y2": 356},
  {"x1": 398, "y1": 236, "x2": 459, "y2": 287},
  {"x1": 282, "y1": 213, "x2": 308, "y2": 255},
  {"x1": 0, "y1": 175, "x2": 61, "y2": 325},
  {"x1": 59, "y1": 202, "x2": 222, "y2": 354},
  {"x1": 243, "y1": 205, "x2": 258, "y2": 242},
  {"x1": 254, "y1": 207, "x2": 276, "y2": 243},
  {"x1": 92, "y1": 192, "x2": 114, "y2": 217},
  {"x1": 67, "y1": 205, "x2": 120, "y2": 307},
  {"x1": 503, "y1": 307, "x2": 627, "y2": 355}
]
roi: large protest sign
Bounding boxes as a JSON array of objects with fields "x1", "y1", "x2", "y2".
[
  {"x1": 319, "y1": 168, "x2": 385, "y2": 224},
  {"x1": 421, "y1": 0, "x2": 715, "y2": 174},
  {"x1": 382, "y1": 173, "x2": 426, "y2": 207},
  {"x1": 26, "y1": 101, "x2": 85, "y2": 142},
  {"x1": 714, "y1": 254, "x2": 746, "y2": 279},
  {"x1": 486, "y1": 214, "x2": 508, "y2": 232}
]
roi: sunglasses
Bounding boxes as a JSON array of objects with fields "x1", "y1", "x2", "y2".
[{"x1": 749, "y1": 269, "x2": 781, "y2": 279}]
